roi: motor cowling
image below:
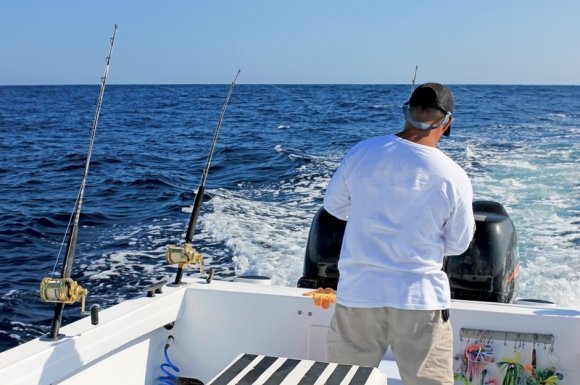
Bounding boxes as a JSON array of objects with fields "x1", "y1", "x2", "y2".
[
  {"x1": 297, "y1": 201, "x2": 519, "y2": 304},
  {"x1": 443, "y1": 201, "x2": 519, "y2": 303},
  {"x1": 297, "y1": 207, "x2": 345, "y2": 290}
]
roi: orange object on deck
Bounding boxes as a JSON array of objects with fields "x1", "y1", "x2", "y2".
[{"x1": 303, "y1": 288, "x2": 336, "y2": 309}]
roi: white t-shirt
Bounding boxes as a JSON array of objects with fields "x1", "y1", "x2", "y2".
[{"x1": 323, "y1": 134, "x2": 475, "y2": 310}]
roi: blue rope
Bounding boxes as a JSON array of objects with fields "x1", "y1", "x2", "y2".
[{"x1": 159, "y1": 343, "x2": 180, "y2": 385}]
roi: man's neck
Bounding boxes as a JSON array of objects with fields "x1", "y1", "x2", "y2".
[{"x1": 396, "y1": 129, "x2": 439, "y2": 147}]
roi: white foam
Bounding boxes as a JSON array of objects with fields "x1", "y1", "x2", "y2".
[
  {"x1": 465, "y1": 143, "x2": 475, "y2": 160},
  {"x1": 1, "y1": 290, "x2": 19, "y2": 299},
  {"x1": 464, "y1": 131, "x2": 579, "y2": 308},
  {"x1": 198, "y1": 152, "x2": 339, "y2": 287},
  {"x1": 202, "y1": 191, "x2": 312, "y2": 286},
  {"x1": 545, "y1": 112, "x2": 570, "y2": 119}
]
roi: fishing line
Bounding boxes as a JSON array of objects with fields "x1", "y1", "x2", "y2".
[
  {"x1": 267, "y1": 84, "x2": 331, "y2": 114},
  {"x1": 267, "y1": 84, "x2": 362, "y2": 117},
  {"x1": 159, "y1": 83, "x2": 342, "y2": 117},
  {"x1": 406, "y1": 69, "x2": 522, "y2": 119},
  {"x1": 50, "y1": 194, "x2": 80, "y2": 277},
  {"x1": 452, "y1": 84, "x2": 520, "y2": 115},
  {"x1": 168, "y1": 70, "x2": 241, "y2": 286},
  {"x1": 157, "y1": 85, "x2": 192, "y2": 96},
  {"x1": 198, "y1": 71, "x2": 241, "y2": 190},
  {"x1": 50, "y1": 27, "x2": 118, "y2": 278},
  {"x1": 158, "y1": 83, "x2": 380, "y2": 134},
  {"x1": 41, "y1": 24, "x2": 118, "y2": 340}
]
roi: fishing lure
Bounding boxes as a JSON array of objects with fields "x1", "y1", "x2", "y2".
[
  {"x1": 464, "y1": 343, "x2": 495, "y2": 380},
  {"x1": 497, "y1": 352, "x2": 527, "y2": 385}
]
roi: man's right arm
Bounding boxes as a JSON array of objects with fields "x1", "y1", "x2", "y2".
[{"x1": 443, "y1": 180, "x2": 475, "y2": 256}]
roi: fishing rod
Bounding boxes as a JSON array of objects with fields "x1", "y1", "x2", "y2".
[
  {"x1": 410, "y1": 65, "x2": 418, "y2": 97},
  {"x1": 166, "y1": 70, "x2": 241, "y2": 286},
  {"x1": 40, "y1": 24, "x2": 117, "y2": 340}
]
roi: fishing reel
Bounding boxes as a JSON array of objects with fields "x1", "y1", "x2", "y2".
[
  {"x1": 40, "y1": 277, "x2": 88, "y2": 314},
  {"x1": 166, "y1": 243, "x2": 204, "y2": 272}
]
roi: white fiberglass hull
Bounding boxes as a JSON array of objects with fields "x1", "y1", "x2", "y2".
[{"x1": 0, "y1": 279, "x2": 579, "y2": 385}]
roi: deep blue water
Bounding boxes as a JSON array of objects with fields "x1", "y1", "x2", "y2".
[{"x1": 0, "y1": 84, "x2": 578, "y2": 352}]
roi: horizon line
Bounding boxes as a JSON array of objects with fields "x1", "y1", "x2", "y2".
[{"x1": 2, "y1": 82, "x2": 580, "y2": 87}]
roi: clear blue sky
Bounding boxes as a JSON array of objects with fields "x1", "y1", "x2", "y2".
[{"x1": 1, "y1": 1, "x2": 579, "y2": 85}]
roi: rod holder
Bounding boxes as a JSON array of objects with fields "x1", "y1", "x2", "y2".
[{"x1": 459, "y1": 328, "x2": 555, "y2": 350}]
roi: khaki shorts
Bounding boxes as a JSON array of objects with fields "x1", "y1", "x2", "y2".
[{"x1": 327, "y1": 304, "x2": 453, "y2": 385}]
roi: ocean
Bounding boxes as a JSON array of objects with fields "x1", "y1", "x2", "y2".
[{"x1": 0, "y1": 84, "x2": 578, "y2": 353}]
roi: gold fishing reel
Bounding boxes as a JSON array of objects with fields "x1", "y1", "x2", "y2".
[
  {"x1": 40, "y1": 277, "x2": 88, "y2": 314},
  {"x1": 166, "y1": 243, "x2": 204, "y2": 272}
]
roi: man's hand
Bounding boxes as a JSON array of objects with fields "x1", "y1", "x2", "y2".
[{"x1": 303, "y1": 288, "x2": 336, "y2": 309}]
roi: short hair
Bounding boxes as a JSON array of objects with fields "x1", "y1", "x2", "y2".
[{"x1": 408, "y1": 105, "x2": 446, "y2": 125}]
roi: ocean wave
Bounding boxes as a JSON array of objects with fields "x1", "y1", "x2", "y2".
[
  {"x1": 129, "y1": 175, "x2": 175, "y2": 189},
  {"x1": 539, "y1": 112, "x2": 572, "y2": 121}
]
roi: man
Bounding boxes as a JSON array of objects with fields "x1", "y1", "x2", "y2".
[{"x1": 323, "y1": 83, "x2": 475, "y2": 385}]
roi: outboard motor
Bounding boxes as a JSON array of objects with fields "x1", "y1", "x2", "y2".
[
  {"x1": 443, "y1": 201, "x2": 519, "y2": 303},
  {"x1": 297, "y1": 201, "x2": 519, "y2": 304},
  {"x1": 297, "y1": 207, "x2": 345, "y2": 290}
]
